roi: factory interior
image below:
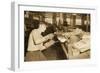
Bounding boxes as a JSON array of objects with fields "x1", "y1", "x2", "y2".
[{"x1": 24, "y1": 11, "x2": 90, "y2": 61}]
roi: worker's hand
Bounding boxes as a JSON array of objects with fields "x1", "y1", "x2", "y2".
[
  {"x1": 44, "y1": 33, "x2": 54, "y2": 40},
  {"x1": 54, "y1": 32, "x2": 62, "y2": 36},
  {"x1": 48, "y1": 33, "x2": 54, "y2": 39},
  {"x1": 44, "y1": 40, "x2": 55, "y2": 48}
]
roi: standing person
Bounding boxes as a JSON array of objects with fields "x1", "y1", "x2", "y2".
[{"x1": 25, "y1": 21, "x2": 55, "y2": 61}]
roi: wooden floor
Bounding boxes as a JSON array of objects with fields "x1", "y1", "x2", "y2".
[
  {"x1": 68, "y1": 50, "x2": 90, "y2": 59},
  {"x1": 24, "y1": 42, "x2": 90, "y2": 62},
  {"x1": 24, "y1": 42, "x2": 67, "y2": 61}
]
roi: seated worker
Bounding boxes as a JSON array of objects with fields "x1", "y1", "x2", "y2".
[
  {"x1": 67, "y1": 28, "x2": 90, "y2": 59},
  {"x1": 53, "y1": 26, "x2": 90, "y2": 59},
  {"x1": 56, "y1": 27, "x2": 84, "y2": 58},
  {"x1": 25, "y1": 21, "x2": 56, "y2": 61}
]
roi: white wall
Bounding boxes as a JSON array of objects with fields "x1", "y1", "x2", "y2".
[{"x1": 0, "y1": 0, "x2": 100, "y2": 73}]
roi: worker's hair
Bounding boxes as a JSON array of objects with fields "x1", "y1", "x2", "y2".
[{"x1": 32, "y1": 19, "x2": 40, "y2": 29}]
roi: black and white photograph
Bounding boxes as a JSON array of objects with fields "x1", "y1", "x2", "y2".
[{"x1": 24, "y1": 11, "x2": 90, "y2": 62}]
